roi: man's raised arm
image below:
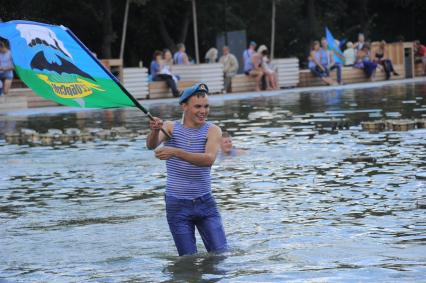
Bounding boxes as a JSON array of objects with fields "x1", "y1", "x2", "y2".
[
  {"x1": 146, "y1": 119, "x2": 172, "y2": 150},
  {"x1": 155, "y1": 125, "x2": 222, "y2": 166}
]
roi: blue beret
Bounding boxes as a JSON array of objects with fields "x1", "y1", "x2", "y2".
[
  {"x1": 249, "y1": 41, "x2": 257, "y2": 46},
  {"x1": 178, "y1": 83, "x2": 209, "y2": 104}
]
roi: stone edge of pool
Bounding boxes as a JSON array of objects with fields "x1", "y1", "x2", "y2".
[{"x1": 2, "y1": 77, "x2": 426, "y2": 118}]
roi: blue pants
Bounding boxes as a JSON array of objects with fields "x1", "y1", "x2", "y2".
[
  {"x1": 165, "y1": 193, "x2": 228, "y2": 256},
  {"x1": 330, "y1": 63, "x2": 342, "y2": 83},
  {"x1": 0, "y1": 70, "x2": 13, "y2": 80},
  {"x1": 309, "y1": 66, "x2": 329, "y2": 78}
]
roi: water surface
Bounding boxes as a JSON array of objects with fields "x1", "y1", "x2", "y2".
[{"x1": 1, "y1": 82, "x2": 425, "y2": 282}]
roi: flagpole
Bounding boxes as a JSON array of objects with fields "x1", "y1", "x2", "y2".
[
  {"x1": 192, "y1": 0, "x2": 200, "y2": 64},
  {"x1": 64, "y1": 28, "x2": 172, "y2": 139},
  {"x1": 271, "y1": 0, "x2": 276, "y2": 59},
  {"x1": 119, "y1": 0, "x2": 130, "y2": 60}
]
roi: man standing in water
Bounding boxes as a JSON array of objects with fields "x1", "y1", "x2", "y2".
[{"x1": 146, "y1": 83, "x2": 228, "y2": 256}]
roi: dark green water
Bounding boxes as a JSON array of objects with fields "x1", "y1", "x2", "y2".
[{"x1": 0, "y1": 81, "x2": 425, "y2": 282}]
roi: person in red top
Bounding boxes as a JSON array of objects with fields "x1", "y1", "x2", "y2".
[{"x1": 414, "y1": 40, "x2": 426, "y2": 75}]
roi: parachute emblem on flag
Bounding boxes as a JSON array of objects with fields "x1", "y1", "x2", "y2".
[
  {"x1": 0, "y1": 20, "x2": 137, "y2": 108},
  {"x1": 16, "y1": 23, "x2": 104, "y2": 101}
]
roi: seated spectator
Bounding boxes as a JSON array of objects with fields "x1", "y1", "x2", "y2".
[
  {"x1": 243, "y1": 41, "x2": 263, "y2": 91},
  {"x1": 163, "y1": 48, "x2": 174, "y2": 67},
  {"x1": 0, "y1": 41, "x2": 14, "y2": 95},
  {"x1": 414, "y1": 40, "x2": 426, "y2": 75},
  {"x1": 257, "y1": 45, "x2": 278, "y2": 90},
  {"x1": 354, "y1": 43, "x2": 377, "y2": 81},
  {"x1": 150, "y1": 50, "x2": 180, "y2": 97},
  {"x1": 374, "y1": 40, "x2": 399, "y2": 80},
  {"x1": 219, "y1": 132, "x2": 246, "y2": 159},
  {"x1": 354, "y1": 33, "x2": 365, "y2": 51},
  {"x1": 173, "y1": 43, "x2": 190, "y2": 65},
  {"x1": 163, "y1": 49, "x2": 181, "y2": 83},
  {"x1": 343, "y1": 41, "x2": 356, "y2": 66},
  {"x1": 308, "y1": 41, "x2": 336, "y2": 86},
  {"x1": 321, "y1": 37, "x2": 342, "y2": 85},
  {"x1": 219, "y1": 46, "x2": 239, "y2": 93},
  {"x1": 205, "y1": 47, "x2": 218, "y2": 63}
]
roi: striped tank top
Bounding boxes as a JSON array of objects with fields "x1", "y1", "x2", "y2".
[{"x1": 164, "y1": 121, "x2": 211, "y2": 199}]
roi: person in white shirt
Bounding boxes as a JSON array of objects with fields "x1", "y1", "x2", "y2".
[
  {"x1": 343, "y1": 41, "x2": 356, "y2": 66},
  {"x1": 219, "y1": 46, "x2": 239, "y2": 93}
]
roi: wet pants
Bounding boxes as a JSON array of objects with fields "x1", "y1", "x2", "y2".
[{"x1": 165, "y1": 193, "x2": 228, "y2": 256}]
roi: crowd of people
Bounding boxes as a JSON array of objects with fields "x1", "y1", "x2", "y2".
[
  {"x1": 150, "y1": 40, "x2": 279, "y2": 95},
  {"x1": 308, "y1": 33, "x2": 403, "y2": 85},
  {"x1": 242, "y1": 41, "x2": 279, "y2": 91},
  {"x1": 152, "y1": 33, "x2": 426, "y2": 95},
  {"x1": 3, "y1": 34, "x2": 426, "y2": 98}
]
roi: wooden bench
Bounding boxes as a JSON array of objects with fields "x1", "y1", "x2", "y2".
[
  {"x1": 3, "y1": 88, "x2": 59, "y2": 110},
  {"x1": 231, "y1": 74, "x2": 258, "y2": 93},
  {"x1": 11, "y1": 77, "x2": 27, "y2": 88},
  {"x1": 415, "y1": 62, "x2": 424, "y2": 77},
  {"x1": 17, "y1": 88, "x2": 59, "y2": 108},
  {"x1": 230, "y1": 57, "x2": 300, "y2": 93},
  {"x1": 299, "y1": 64, "x2": 405, "y2": 87},
  {"x1": 148, "y1": 80, "x2": 196, "y2": 100},
  {"x1": 0, "y1": 91, "x2": 28, "y2": 112}
]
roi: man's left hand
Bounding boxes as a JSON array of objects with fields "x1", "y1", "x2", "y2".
[{"x1": 155, "y1": 146, "x2": 179, "y2": 160}]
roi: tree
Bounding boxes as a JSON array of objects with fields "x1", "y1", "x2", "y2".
[{"x1": 101, "y1": 0, "x2": 116, "y2": 58}]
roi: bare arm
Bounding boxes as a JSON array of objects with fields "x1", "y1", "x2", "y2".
[
  {"x1": 146, "y1": 119, "x2": 172, "y2": 150},
  {"x1": 155, "y1": 125, "x2": 222, "y2": 167},
  {"x1": 311, "y1": 51, "x2": 325, "y2": 71},
  {"x1": 183, "y1": 53, "x2": 190, "y2": 64},
  {"x1": 251, "y1": 53, "x2": 259, "y2": 69}
]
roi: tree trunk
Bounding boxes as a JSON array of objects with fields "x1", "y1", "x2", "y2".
[
  {"x1": 360, "y1": 0, "x2": 369, "y2": 38},
  {"x1": 305, "y1": 0, "x2": 318, "y2": 54},
  {"x1": 101, "y1": 0, "x2": 115, "y2": 58},
  {"x1": 307, "y1": 0, "x2": 318, "y2": 41},
  {"x1": 154, "y1": 5, "x2": 191, "y2": 51},
  {"x1": 178, "y1": 9, "x2": 191, "y2": 44},
  {"x1": 154, "y1": 9, "x2": 176, "y2": 49}
]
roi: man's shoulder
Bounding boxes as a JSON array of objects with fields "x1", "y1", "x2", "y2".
[
  {"x1": 207, "y1": 123, "x2": 221, "y2": 134},
  {"x1": 164, "y1": 120, "x2": 176, "y2": 131}
]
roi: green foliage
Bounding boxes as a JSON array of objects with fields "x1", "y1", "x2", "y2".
[{"x1": 1, "y1": 0, "x2": 426, "y2": 67}]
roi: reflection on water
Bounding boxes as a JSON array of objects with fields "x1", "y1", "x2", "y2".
[
  {"x1": 0, "y1": 82, "x2": 426, "y2": 282},
  {"x1": 163, "y1": 254, "x2": 227, "y2": 283}
]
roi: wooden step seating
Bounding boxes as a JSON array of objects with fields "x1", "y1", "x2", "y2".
[
  {"x1": 0, "y1": 77, "x2": 58, "y2": 111},
  {"x1": 148, "y1": 80, "x2": 196, "y2": 100},
  {"x1": 231, "y1": 58, "x2": 300, "y2": 93},
  {"x1": 2, "y1": 88, "x2": 59, "y2": 109},
  {"x1": 231, "y1": 74, "x2": 258, "y2": 93},
  {"x1": 0, "y1": 90, "x2": 28, "y2": 112},
  {"x1": 415, "y1": 62, "x2": 425, "y2": 77},
  {"x1": 11, "y1": 78, "x2": 27, "y2": 88},
  {"x1": 299, "y1": 64, "x2": 405, "y2": 87}
]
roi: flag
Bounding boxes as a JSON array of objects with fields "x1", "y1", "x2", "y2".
[
  {"x1": 0, "y1": 20, "x2": 136, "y2": 108},
  {"x1": 325, "y1": 27, "x2": 345, "y2": 65}
]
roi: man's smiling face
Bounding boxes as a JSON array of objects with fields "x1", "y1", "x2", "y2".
[{"x1": 182, "y1": 93, "x2": 209, "y2": 127}]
